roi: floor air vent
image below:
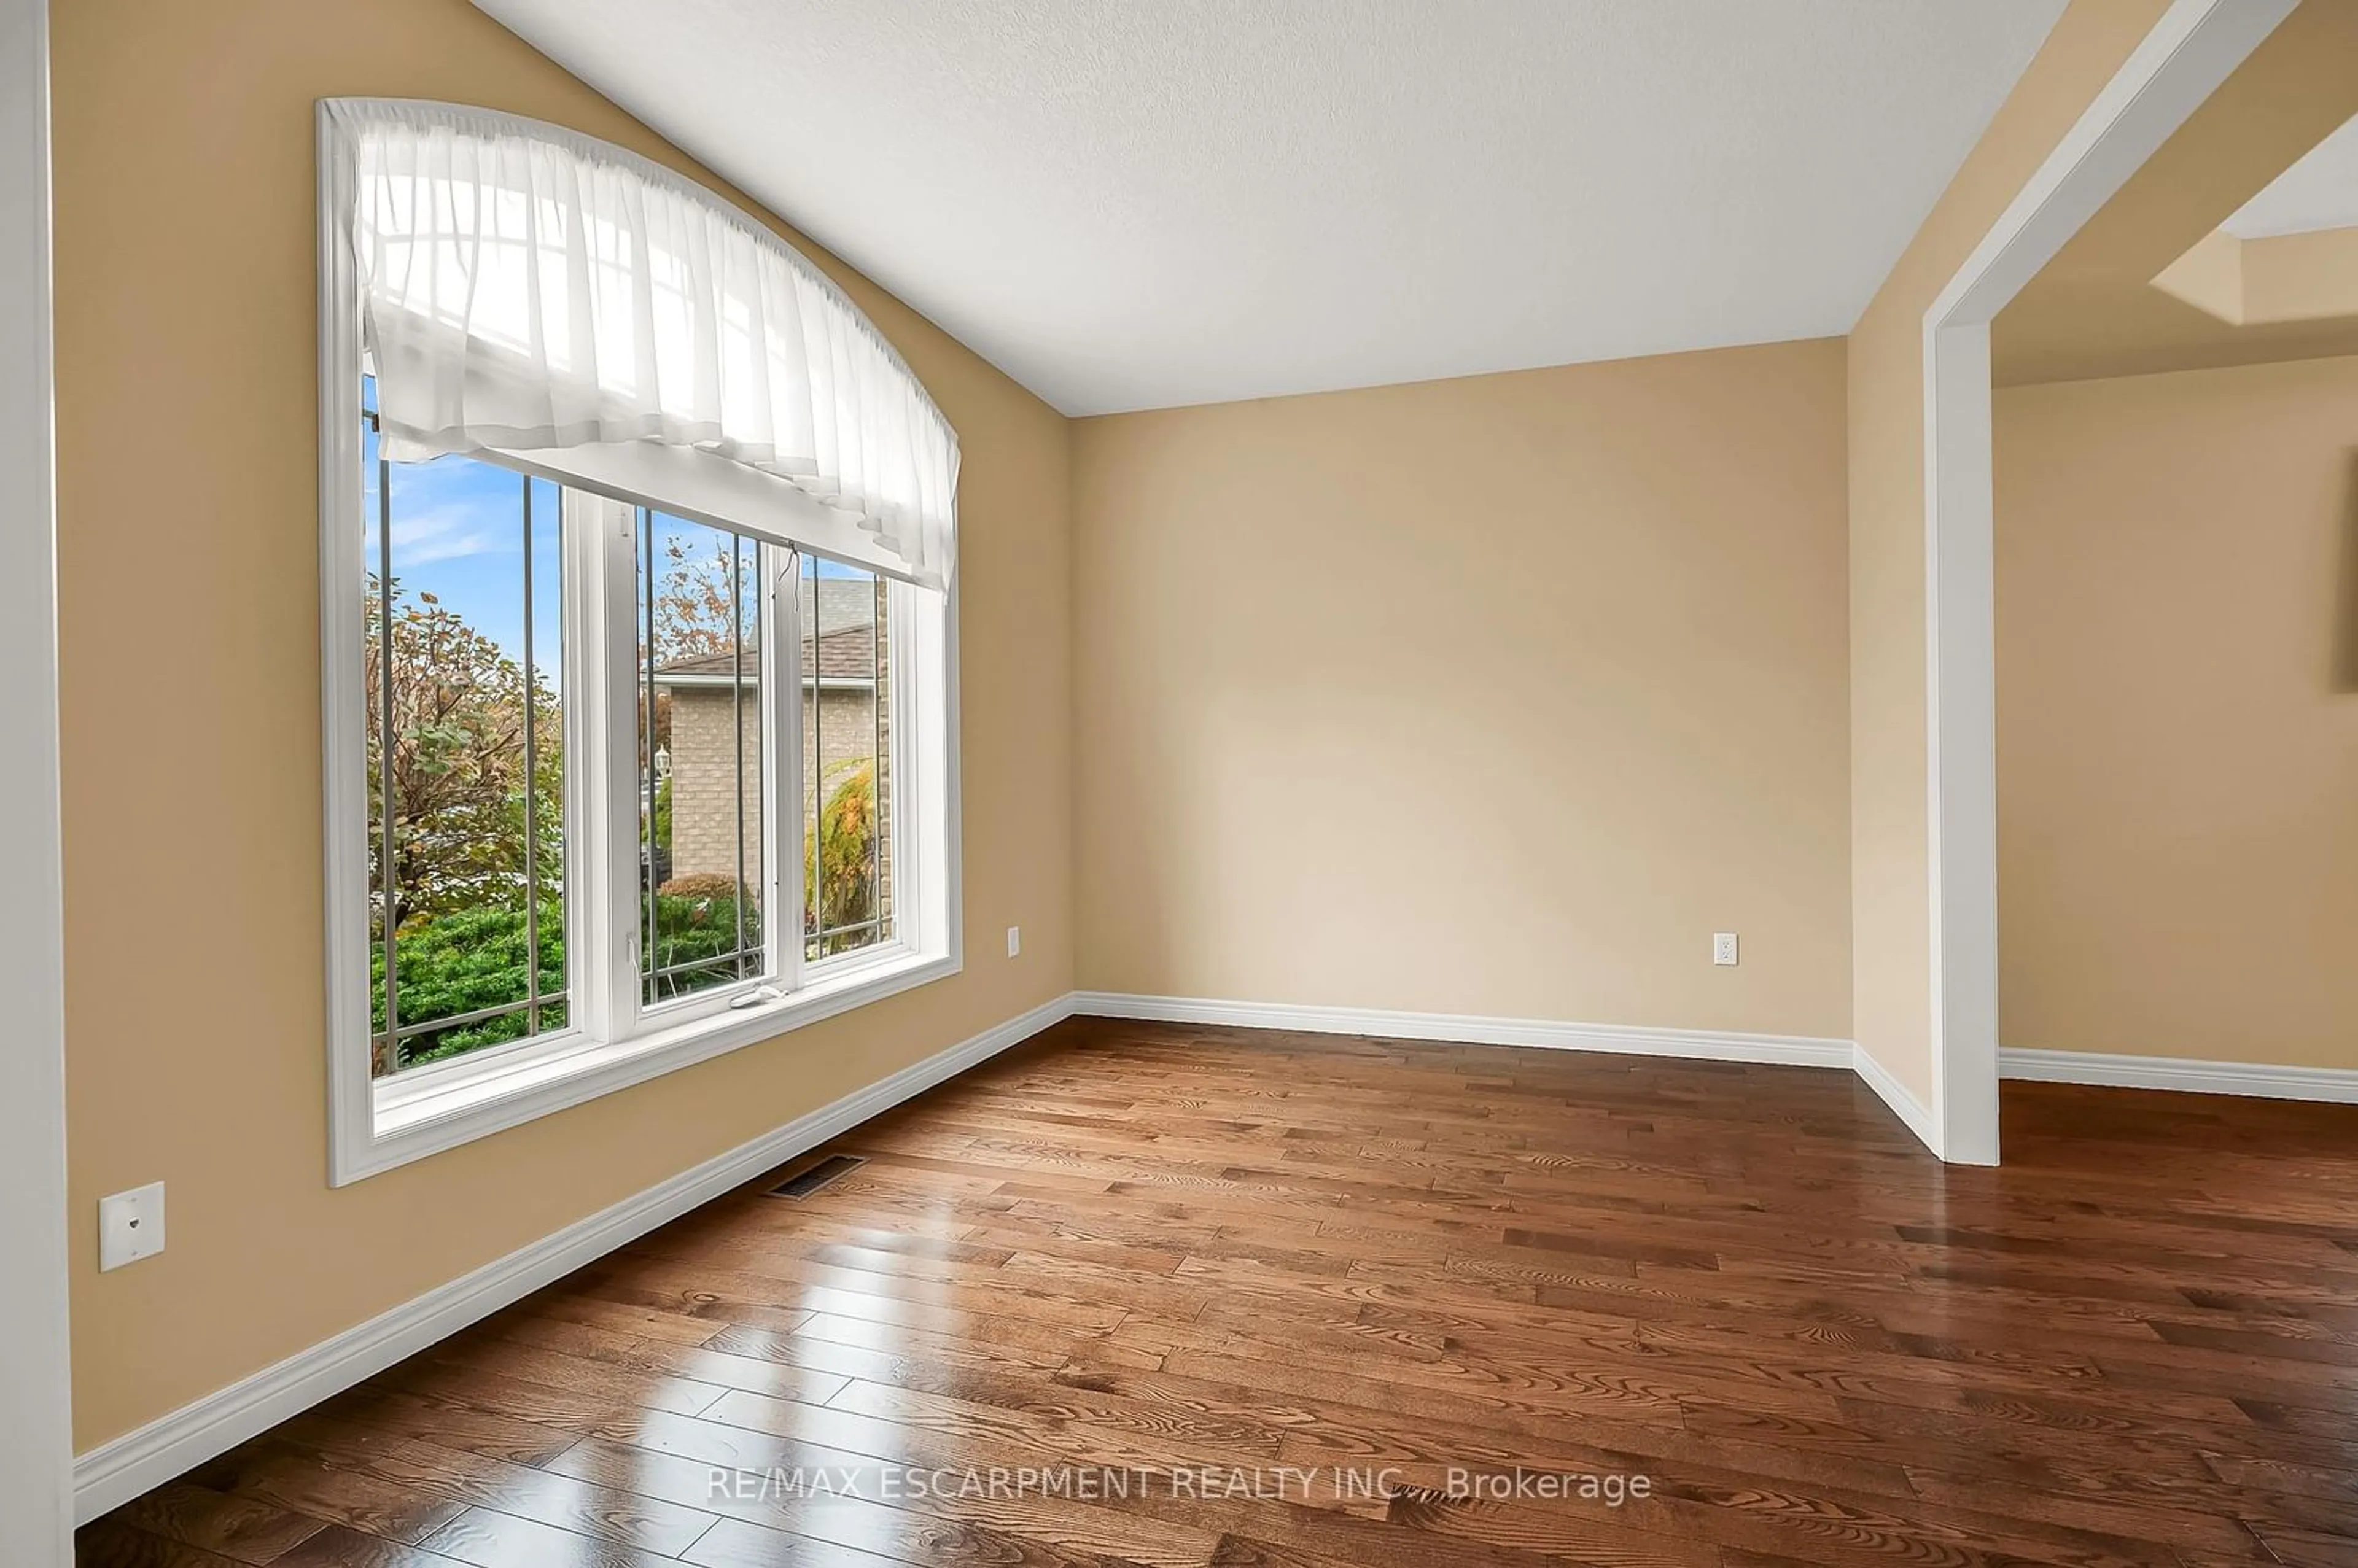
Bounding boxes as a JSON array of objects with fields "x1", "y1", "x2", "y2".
[{"x1": 768, "y1": 1154, "x2": 865, "y2": 1198}]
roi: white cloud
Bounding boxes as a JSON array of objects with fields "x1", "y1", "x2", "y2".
[{"x1": 393, "y1": 501, "x2": 514, "y2": 565}]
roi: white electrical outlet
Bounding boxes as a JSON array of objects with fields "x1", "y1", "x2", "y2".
[
  {"x1": 1006, "y1": 925, "x2": 1022, "y2": 958},
  {"x1": 1713, "y1": 932, "x2": 1740, "y2": 966},
  {"x1": 99, "y1": 1181, "x2": 166, "y2": 1271}
]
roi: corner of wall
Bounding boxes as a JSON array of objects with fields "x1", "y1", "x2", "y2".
[{"x1": 1840, "y1": 0, "x2": 2171, "y2": 1118}]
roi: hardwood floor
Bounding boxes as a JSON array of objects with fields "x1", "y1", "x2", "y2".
[{"x1": 77, "y1": 1016, "x2": 2358, "y2": 1567}]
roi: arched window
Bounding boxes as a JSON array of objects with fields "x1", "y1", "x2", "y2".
[
  {"x1": 317, "y1": 101, "x2": 959, "y2": 1183},
  {"x1": 325, "y1": 97, "x2": 957, "y2": 589}
]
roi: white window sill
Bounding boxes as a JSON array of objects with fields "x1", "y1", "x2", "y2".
[{"x1": 338, "y1": 947, "x2": 958, "y2": 1185}]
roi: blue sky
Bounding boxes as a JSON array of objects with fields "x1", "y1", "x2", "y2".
[
  {"x1": 362, "y1": 379, "x2": 868, "y2": 681},
  {"x1": 364, "y1": 417, "x2": 565, "y2": 680}
]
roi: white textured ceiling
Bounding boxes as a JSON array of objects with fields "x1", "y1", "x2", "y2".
[
  {"x1": 2223, "y1": 114, "x2": 2358, "y2": 239},
  {"x1": 473, "y1": 0, "x2": 2064, "y2": 416}
]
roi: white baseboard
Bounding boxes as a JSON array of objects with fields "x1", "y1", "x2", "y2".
[
  {"x1": 71, "y1": 990, "x2": 1077, "y2": 1524},
  {"x1": 2002, "y1": 1047, "x2": 2358, "y2": 1104},
  {"x1": 1071, "y1": 990, "x2": 1854, "y2": 1069},
  {"x1": 1851, "y1": 1044, "x2": 1944, "y2": 1154}
]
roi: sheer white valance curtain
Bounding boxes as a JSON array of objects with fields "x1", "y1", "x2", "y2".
[{"x1": 320, "y1": 98, "x2": 959, "y2": 589}]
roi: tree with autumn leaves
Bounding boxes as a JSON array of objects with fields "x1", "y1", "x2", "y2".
[{"x1": 364, "y1": 577, "x2": 562, "y2": 932}]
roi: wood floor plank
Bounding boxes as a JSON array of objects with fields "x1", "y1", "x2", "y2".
[
  {"x1": 415, "y1": 1506, "x2": 694, "y2": 1568},
  {"x1": 90, "y1": 1483, "x2": 327, "y2": 1565},
  {"x1": 262, "y1": 1526, "x2": 475, "y2": 1568},
  {"x1": 254, "y1": 1427, "x2": 722, "y2": 1556},
  {"x1": 74, "y1": 1519, "x2": 255, "y2": 1568}
]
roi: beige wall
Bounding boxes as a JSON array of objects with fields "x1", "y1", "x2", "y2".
[
  {"x1": 1996, "y1": 355, "x2": 2358, "y2": 1069},
  {"x1": 1071, "y1": 340, "x2": 1853, "y2": 1039},
  {"x1": 52, "y1": 0, "x2": 1072, "y2": 1451},
  {"x1": 1845, "y1": 0, "x2": 2168, "y2": 1108}
]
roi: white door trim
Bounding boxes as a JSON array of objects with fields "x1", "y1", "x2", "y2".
[
  {"x1": 0, "y1": 0, "x2": 75, "y2": 1561},
  {"x1": 1918, "y1": 0, "x2": 2293, "y2": 1164}
]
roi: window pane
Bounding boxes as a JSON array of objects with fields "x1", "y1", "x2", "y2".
[
  {"x1": 365, "y1": 394, "x2": 566, "y2": 1077},
  {"x1": 804, "y1": 559, "x2": 892, "y2": 961},
  {"x1": 642, "y1": 510, "x2": 768, "y2": 1004}
]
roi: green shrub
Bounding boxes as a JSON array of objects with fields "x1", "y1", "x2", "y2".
[
  {"x1": 372, "y1": 901, "x2": 564, "y2": 1069},
  {"x1": 375, "y1": 886, "x2": 768, "y2": 1068},
  {"x1": 647, "y1": 885, "x2": 762, "y2": 1000}
]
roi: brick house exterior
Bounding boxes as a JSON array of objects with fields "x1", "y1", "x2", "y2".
[{"x1": 653, "y1": 574, "x2": 892, "y2": 939}]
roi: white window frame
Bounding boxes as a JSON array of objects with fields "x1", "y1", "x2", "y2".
[{"x1": 319, "y1": 174, "x2": 961, "y2": 1187}]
